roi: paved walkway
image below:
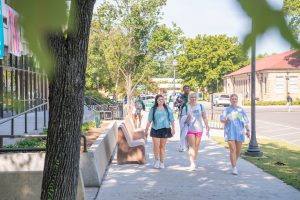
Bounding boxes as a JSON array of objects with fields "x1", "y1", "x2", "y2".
[{"x1": 89, "y1": 117, "x2": 300, "y2": 200}]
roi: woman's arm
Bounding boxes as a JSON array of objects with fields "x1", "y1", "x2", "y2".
[{"x1": 202, "y1": 111, "x2": 209, "y2": 129}]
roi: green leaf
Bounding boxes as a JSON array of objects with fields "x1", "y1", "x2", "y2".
[
  {"x1": 238, "y1": 0, "x2": 300, "y2": 51},
  {"x1": 11, "y1": 0, "x2": 68, "y2": 75}
]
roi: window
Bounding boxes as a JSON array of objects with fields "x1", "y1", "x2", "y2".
[
  {"x1": 289, "y1": 76, "x2": 298, "y2": 93},
  {"x1": 275, "y1": 76, "x2": 284, "y2": 94}
]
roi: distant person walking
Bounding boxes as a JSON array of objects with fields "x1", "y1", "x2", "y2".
[
  {"x1": 145, "y1": 94, "x2": 175, "y2": 169},
  {"x1": 175, "y1": 85, "x2": 190, "y2": 152},
  {"x1": 132, "y1": 96, "x2": 145, "y2": 128},
  {"x1": 287, "y1": 93, "x2": 293, "y2": 112},
  {"x1": 220, "y1": 94, "x2": 250, "y2": 175},
  {"x1": 181, "y1": 92, "x2": 209, "y2": 170}
]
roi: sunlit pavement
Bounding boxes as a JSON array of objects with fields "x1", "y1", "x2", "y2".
[{"x1": 88, "y1": 113, "x2": 300, "y2": 200}]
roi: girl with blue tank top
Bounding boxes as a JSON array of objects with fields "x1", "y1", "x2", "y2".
[{"x1": 145, "y1": 94, "x2": 175, "y2": 169}]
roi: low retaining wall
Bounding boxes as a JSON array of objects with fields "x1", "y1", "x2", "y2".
[
  {"x1": 80, "y1": 121, "x2": 118, "y2": 187},
  {"x1": 0, "y1": 153, "x2": 85, "y2": 200}
]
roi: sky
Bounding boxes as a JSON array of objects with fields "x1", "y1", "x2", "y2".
[{"x1": 94, "y1": 0, "x2": 291, "y2": 55}]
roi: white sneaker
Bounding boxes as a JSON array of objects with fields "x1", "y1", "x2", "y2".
[
  {"x1": 154, "y1": 160, "x2": 160, "y2": 169},
  {"x1": 232, "y1": 167, "x2": 238, "y2": 175},
  {"x1": 159, "y1": 162, "x2": 165, "y2": 169},
  {"x1": 190, "y1": 162, "x2": 196, "y2": 171}
]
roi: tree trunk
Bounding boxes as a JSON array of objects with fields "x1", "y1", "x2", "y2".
[
  {"x1": 126, "y1": 73, "x2": 132, "y2": 114},
  {"x1": 41, "y1": 0, "x2": 95, "y2": 199}
]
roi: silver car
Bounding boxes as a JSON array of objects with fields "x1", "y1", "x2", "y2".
[{"x1": 214, "y1": 94, "x2": 230, "y2": 107}]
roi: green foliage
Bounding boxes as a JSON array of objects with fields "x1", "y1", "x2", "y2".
[
  {"x1": 85, "y1": 90, "x2": 113, "y2": 104},
  {"x1": 283, "y1": 0, "x2": 300, "y2": 37},
  {"x1": 237, "y1": 0, "x2": 300, "y2": 51},
  {"x1": 244, "y1": 100, "x2": 300, "y2": 106},
  {"x1": 177, "y1": 35, "x2": 248, "y2": 93},
  {"x1": 5, "y1": 137, "x2": 46, "y2": 149},
  {"x1": 11, "y1": 0, "x2": 68, "y2": 76},
  {"x1": 93, "y1": 0, "x2": 167, "y2": 101},
  {"x1": 86, "y1": 20, "x2": 114, "y2": 91},
  {"x1": 147, "y1": 23, "x2": 184, "y2": 77},
  {"x1": 81, "y1": 122, "x2": 96, "y2": 135}
]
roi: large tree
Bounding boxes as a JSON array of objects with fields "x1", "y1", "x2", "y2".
[
  {"x1": 177, "y1": 35, "x2": 248, "y2": 93},
  {"x1": 94, "y1": 0, "x2": 167, "y2": 106},
  {"x1": 12, "y1": 0, "x2": 96, "y2": 199}
]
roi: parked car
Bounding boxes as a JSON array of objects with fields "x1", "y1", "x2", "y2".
[{"x1": 214, "y1": 94, "x2": 230, "y2": 107}]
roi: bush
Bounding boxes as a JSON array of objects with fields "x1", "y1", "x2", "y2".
[
  {"x1": 81, "y1": 121, "x2": 96, "y2": 135},
  {"x1": 85, "y1": 90, "x2": 113, "y2": 104},
  {"x1": 244, "y1": 100, "x2": 300, "y2": 106}
]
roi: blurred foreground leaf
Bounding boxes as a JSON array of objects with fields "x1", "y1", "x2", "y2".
[
  {"x1": 11, "y1": 0, "x2": 68, "y2": 76},
  {"x1": 237, "y1": 0, "x2": 300, "y2": 51}
]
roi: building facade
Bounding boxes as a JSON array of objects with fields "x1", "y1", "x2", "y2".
[
  {"x1": 0, "y1": 1, "x2": 48, "y2": 119},
  {"x1": 223, "y1": 50, "x2": 300, "y2": 103}
]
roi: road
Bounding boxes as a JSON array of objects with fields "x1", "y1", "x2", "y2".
[{"x1": 201, "y1": 101, "x2": 300, "y2": 146}]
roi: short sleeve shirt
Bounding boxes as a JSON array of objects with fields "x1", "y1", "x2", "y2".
[
  {"x1": 182, "y1": 104, "x2": 205, "y2": 132},
  {"x1": 220, "y1": 106, "x2": 249, "y2": 142},
  {"x1": 148, "y1": 106, "x2": 174, "y2": 130}
]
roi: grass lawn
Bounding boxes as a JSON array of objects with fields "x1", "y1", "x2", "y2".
[{"x1": 211, "y1": 136, "x2": 300, "y2": 190}]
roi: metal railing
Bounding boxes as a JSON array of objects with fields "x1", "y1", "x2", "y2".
[
  {"x1": 0, "y1": 102, "x2": 48, "y2": 135},
  {"x1": 84, "y1": 96, "x2": 124, "y2": 120},
  {"x1": 206, "y1": 109, "x2": 224, "y2": 129}
]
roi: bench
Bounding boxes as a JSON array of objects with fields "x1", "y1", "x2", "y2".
[{"x1": 117, "y1": 120, "x2": 146, "y2": 165}]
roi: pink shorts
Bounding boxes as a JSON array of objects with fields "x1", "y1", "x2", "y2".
[{"x1": 187, "y1": 131, "x2": 203, "y2": 138}]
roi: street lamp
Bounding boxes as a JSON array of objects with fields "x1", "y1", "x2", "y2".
[
  {"x1": 245, "y1": 20, "x2": 263, "y2": 157},
  {"x1": 172, "y1": 59, "x2": 178, "y2": 105}
]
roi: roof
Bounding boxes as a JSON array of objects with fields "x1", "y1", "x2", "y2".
[{"x1": 224, "y1": 50, "x2": 300, "y2": 77}]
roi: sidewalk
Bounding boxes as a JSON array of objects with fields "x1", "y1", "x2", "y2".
[{"x1": 89, "y1": 117, "x2": 300, "y2": 200}]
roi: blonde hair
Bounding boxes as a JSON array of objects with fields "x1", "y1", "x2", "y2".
[{"x1": 188, "y1": 91, "x2": 198, "y2": 104}]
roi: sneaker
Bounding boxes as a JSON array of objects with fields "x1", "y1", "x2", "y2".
[
  {"x1": 190, "y1": 162, "x2": 196, "y2": 171},
  {"x1": 178, "y1": 146, "x2": 184, "y2": 152},
  {"x1": 154, "y1": 160, "x2": 160, "y2": 169},
  {"x1": 159, "y1": 162, "x2": 165, "y2": 169},
  {"x1": 232, "y1": 167, "x2": 238, "y2": 175}
]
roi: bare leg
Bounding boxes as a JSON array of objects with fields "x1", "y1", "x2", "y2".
[
  {"x1": 235, "y1": 141, "x2": 243, "y2": 161},
  {"x1": 188, "y1": 135, "x2": 196, "y2": 164},
  {"x1": 152, "y1": 137, "x2": 160, "y2": 161},
  {"x1": 138, "y1": 114, "x2": 142, "y2": 128},
  {"x1": 159, "y1": 138, "x2": 168, "y2": 162},
  {"x1": 194, "y1": 136, "x2": 202, "y2": 162},
  {"x1": 228, "y1": 141, "x2": 237, "y2": 167}
]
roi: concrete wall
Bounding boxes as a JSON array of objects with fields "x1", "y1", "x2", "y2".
[
  {"x1": 0, "y1": 153, "x2": 85, "y2": 200},
  {"x1": 80, "y1": 121, "x2": 118, "y2": 187}
]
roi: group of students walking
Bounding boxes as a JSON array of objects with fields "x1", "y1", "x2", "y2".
[{"x1": 143, "y1": 85, "x2": 250, "y2": 175}]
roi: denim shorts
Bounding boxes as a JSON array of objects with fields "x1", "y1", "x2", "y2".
[{"x1": 150, "y1": 128, "x2": 173, "y2": 138}]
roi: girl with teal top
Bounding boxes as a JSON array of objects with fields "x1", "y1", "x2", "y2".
[
  {"x1": 145, "y1": 94, "x2": 175, "y2": 169},
  {"x1": 220, "y1": 94, "x2": 250, "y2": 175}
]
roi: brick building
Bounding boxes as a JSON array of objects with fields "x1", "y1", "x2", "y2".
[{"x1": 223, "y1": 50, "x2": 300, "y2": 102}]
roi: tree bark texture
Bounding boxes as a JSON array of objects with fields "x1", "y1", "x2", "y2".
[{"x1": 41, "y1": 0, "x2": 95, "y2": 199}]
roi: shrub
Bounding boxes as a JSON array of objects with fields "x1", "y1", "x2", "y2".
[{"x1": 244, "y1": 100, "x2": 300, "y2": 106}]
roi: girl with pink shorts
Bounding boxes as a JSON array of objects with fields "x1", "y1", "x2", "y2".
[{"x1": 182, "y1": 92, "x2": 209, "y2": 170}]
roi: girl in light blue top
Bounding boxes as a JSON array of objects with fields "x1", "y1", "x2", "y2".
[
  {"x1": 145, "y1": 94, "x2": 175, "y2": 169},
  {"x1": 220, "y1": 94, "x2": 250, "y2": 175}
]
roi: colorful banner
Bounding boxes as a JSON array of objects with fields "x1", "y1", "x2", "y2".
[
  {"x1": 7, "y1": 6, "x2": 21, "y2": 57},
  {"x1": 0, "y1": 0, "x2": 4, "y2": 58}
]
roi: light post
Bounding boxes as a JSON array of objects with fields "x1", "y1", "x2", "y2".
[{"x1": 245, "y1": 20, "x2": 263, "y2": 157}]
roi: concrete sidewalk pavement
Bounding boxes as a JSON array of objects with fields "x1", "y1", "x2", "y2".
[{"x1": 92, "y1": 125, "x2": 300, "y2": 200}]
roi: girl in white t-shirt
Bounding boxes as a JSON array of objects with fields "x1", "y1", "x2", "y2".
[{"x1": 182, "y1": 92, "x2": 209, "y2": 170}]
